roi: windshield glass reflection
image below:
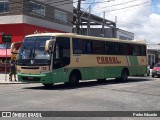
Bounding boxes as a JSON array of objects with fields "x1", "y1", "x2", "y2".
[{"x1": 18, "y1": 36, "x2": 53, "y2": 65}]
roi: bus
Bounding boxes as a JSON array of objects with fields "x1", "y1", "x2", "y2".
[{"x1": 11, "y1": 33, "x2": 147, "y2": 87}]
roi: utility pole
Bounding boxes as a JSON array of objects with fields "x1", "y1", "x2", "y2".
[
  {"x1": 102, "y1": 11, "x2": 105, "y2": 37},
  {"x1": 77, "y1": 0, "x2": 81, "y2": 34},
  {"x1": 115, "y1": 16, "x2": 117, "y2": 38},
  {"x1": 87, "y1": 6, "x2": 91, "y2": 36}
]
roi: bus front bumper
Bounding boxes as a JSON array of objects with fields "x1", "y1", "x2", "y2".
[{"x1": 17, "y1": 73, "x2": 53, "y2": 83}]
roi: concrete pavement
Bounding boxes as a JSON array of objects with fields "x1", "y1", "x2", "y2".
[{"x1": 0, "y1": 73, "x2": 25, "y2": 84}]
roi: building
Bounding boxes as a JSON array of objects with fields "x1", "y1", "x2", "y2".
[
  {"x1": 147, "y1": 44, "x2": 160, "y2": 67},
  {"x1": 116, "y1": 28, "x2": 134, "y2": 40},
  {"x1": 72, "y1": 8, "x2": 133, "y2": 40},
  {"x1": 73, "y1": 28, "x2": 134, "y2": 40},
  {"x1": 74, "y1": 28, "x2": 115, "y2": 38},
  {"x1": 0, "y1": 0, "x2": 73, "y2": 44},
  {"x1": 0, "y1": 0, "x2": 73, "y2": 72}
]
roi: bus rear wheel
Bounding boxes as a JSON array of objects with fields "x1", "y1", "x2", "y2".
[
  {"x1": 42, "y1": 83, "x2": 54, "y2": 88},
  {"x1": 116, "y1": 69, "x2": 128, "y2": 82},
  {"x1": 121, "y1": 69, "x2": 128, "y2": 81}
]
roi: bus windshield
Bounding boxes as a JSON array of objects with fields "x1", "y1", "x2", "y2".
[{"x1": 17, "y1": 36, "x2": 54, "y2": 66}]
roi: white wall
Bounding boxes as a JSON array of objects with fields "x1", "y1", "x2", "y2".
[{"x1": 0, "y1": 15, "x2": 72, "y2": 32}]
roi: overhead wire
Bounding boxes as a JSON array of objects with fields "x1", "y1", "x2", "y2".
[
  {"x1": 79, "y1": 0, "x2": 115, "y2": 18},
  {"x1": 93, "y1": 0, "x2": 144, "y2": 10},
  {"x1": 93, "y1": 1, "x2": 160, "y2": 28},
  {"x1": 82, "y1": 0, "x2": 114, "y2": 4},
  {"x1": 107, "y1": 1, "x2": 150, "y2": 12},
  {"x1": 92, "y1": 1, "x2": 150, "y2": 13}
]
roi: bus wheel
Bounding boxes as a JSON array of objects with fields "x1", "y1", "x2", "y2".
[
  {"x1": 42, "y1": 83, "x2": 54, "y2": 88},
  {"x1": 117, "y1": 69, "x2": 128, "y2": 82},
  {"x1": 68, "y1": 73, "x2": 79, "y2": 86}
]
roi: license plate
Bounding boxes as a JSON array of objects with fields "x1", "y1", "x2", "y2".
[{"x1": 28, "y1": 77, "x2": 34, "y2": 80}]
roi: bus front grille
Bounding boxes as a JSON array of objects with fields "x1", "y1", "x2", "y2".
[{"x1": 21, "y1": 76, "x2": 41, "y2": 81}]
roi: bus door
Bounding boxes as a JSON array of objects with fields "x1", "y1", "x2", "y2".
[{"x1": 52, "y1": 37, "x2": 70, "y2": 82}]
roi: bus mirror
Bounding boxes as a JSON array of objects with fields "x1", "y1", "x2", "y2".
[
  {"x1": 11, "y1": 42, "x2": 23, "y2": 53},
  {"x1": 45, "y1": 39, "x2": 55, "y2": 52}
]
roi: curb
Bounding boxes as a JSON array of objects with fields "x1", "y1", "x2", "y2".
[
  {"x1": 0, "y1": 83, "x2": 29, "y2": 84},
  {"x1": 0, "y1": 81, "x2": 29, "y2": 84}
]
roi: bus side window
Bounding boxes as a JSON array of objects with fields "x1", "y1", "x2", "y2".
[
  {"x1": 119, "y1": 43, "x2": 130, "y2": 55},
  {"x1": 140, "y1": 45, "x2": 146, "y2": 56},
  {"x1": 132, "y1": 44, "x2": 141, "y2": 56},
  {"x1": 84, "y1": 40, "x2": 92, "y2": 54},
  {"x1": 73, "y1": 38, "x2": 92, "y2": 54},
  {"x1": 73, "y1": 38, "x2": 84, "y2": 54},
  {"x1": 106, "y1": 42, "x2": 118, "y2": 55},
  {"x1": 92, "y1": 41, "x2": 105, "y2": 54}
]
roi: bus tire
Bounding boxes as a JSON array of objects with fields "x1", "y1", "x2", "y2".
[
  {"x1": 42, "y1": 83, "x2": 54, "y2": 88},
  {"x1": 121, "y1": 69, "x2": 128, "y2": 81},
  {"x1": 116, "y1": 69, "x2": 128, "y2": 82},
  {"x1": 68, "y1": 72, "x2": 80, "y2": 86}
]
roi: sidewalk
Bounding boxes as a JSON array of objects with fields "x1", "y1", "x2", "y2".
[{"x1": 0, "y1": 73, "x2": 25, "y2": 84}]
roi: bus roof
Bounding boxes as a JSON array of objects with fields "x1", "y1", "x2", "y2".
[{"x1": 25, "y1": 33, "x2": 146, "y2": 45}]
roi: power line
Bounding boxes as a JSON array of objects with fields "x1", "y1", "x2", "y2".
[
  {"x1": 80, "y1": 0, "x2": 96, "y2": 18},
  {"x1": 82, "y1": 0, "x2": 114, "y2": 4},
  {"x1": 107, "y1": 1, "x2": 150, "y2": 12},
  {"x1": 100, "y1": 2, "x2": 159, "y2": 18},
  {"x1": 93, "y1": 0, "x2": 143, "y2": 10},
  {"x1": 93, "y1": 1, "x2": 151, "y2": 14}
]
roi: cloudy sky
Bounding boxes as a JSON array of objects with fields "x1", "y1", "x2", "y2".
[{"x1": 74, "y1": 0, "x2": 160, "y2": 43}]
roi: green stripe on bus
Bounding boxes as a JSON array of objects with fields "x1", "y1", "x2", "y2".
[
  {"x1": 17, "y1": 65, "x2": 147, "y2": 84},
  {"x1": 129, "y1": 56, "x2": 139, "y2": 65}
]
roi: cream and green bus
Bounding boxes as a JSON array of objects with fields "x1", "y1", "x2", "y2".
[{"x1": 11, "y1": 33, "x2": 147, "y2": 87}]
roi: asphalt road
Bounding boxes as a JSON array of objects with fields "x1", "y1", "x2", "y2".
[{"x1": 0, "y1": 76, "x2": 160, "y2": 120}]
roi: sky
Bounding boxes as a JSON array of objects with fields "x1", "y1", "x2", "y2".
[{"x1": 74, "y1": 0, "x2": 160, "y2": 43}]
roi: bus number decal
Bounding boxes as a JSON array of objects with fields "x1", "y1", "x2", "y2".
[{"x1": 97, "y1": 57, "x2": 121, "y2": 64}]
